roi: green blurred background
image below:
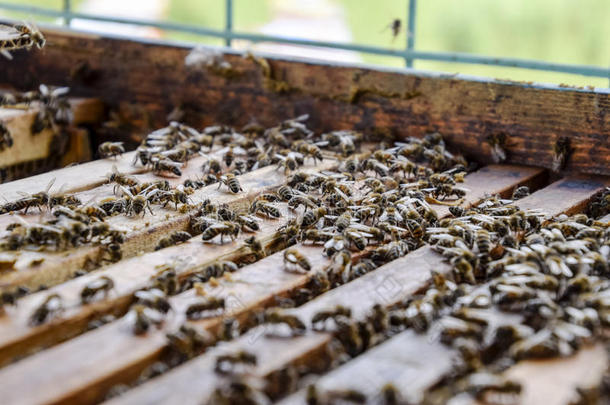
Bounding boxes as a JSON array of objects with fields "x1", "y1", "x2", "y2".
[{"x1": 3, "y1": 0, "x2": 609, "y2": 87}]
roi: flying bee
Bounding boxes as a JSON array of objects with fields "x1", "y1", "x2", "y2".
[
  {"x1": 131, "y1": 304, "x2": 165, "y2": 335},
  {"x1": 98, "y1": 142, "x2": 125, "y2": 159},
  {"x1": 218, "y1": 173, "x2": 242, "y2": 194},
  {"x1": 0, "y1": 122, "x2": 13, "y2": 152},
  {"x1": 120, "y1": 186, "x2": 153, "y2": 216},
  {"x1": 214, "y1": 350, "x2": 257, "y2": 375},
  {"x1": 0, "y1": 177, "x2": 54, "y2": 214},
  {"x1": 486, "y1": 133, "x2": 508, "y2": 163},
  {"x1": 29, "y1": 293, "x2": 63, "y2": 326},
  {"x1": 80, "y1": 276, "x2": 114, "y2": 303},
  {"x1": 185, "y1": 297, "x2": 225, "y2": 320},
  {"x1": 283, "y1": 248, "x2": 311, "y2": 273},
  {"x1": 201, "y1": 222, "x2": 240, "y2": 243},
  {"x1": 249, "y1": 200, "x2": 281, "y2": 219},
  {"x1": 0, "y1": 22, "x2": 45, "y2": 59},
  {"x1": 134, "y1": 288, "x2": 171, "y2": 313},
  {"x1": 104, "y1": 164, "x2": 139, "y2": 194},
  {"x1": 155, "y1": 231, "x2": 192, "y2": 250}
]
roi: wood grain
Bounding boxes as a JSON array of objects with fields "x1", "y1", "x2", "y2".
[{"x1": 0, "y1": 29, "x2": 607, "y2": 174}]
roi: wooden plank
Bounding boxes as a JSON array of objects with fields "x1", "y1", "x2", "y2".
[
  {"x1": 0, "y1": 98, "x2": 103, "y2": 168},
  {"x1": 0, "y1": 29, "x2": 608, "y2": 174},
  {"x1": 518, "y1": 175, "x2": 610, "y2": 217},
  {"x1": 497, "y1": 344, "x2": 607, "y2": 405},
  {"x1": 276, "y1": 178, "x2": 610, "y2": 405}
]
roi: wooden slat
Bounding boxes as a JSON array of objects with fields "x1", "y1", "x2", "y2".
[
  {"x1": 0, "y1": 98, "x2": 103, "y2": 168},
  {"x1": 277, "y1": 177, "x2": 610, "y2": 405},
  {"x1": 518, "y1": 175, "x2": 610, "y2": 217},
  {"x1": 1, "y1": 29, "x2": 608, "y2": 175},
  {"x1": 496, "y1": 344, "x2": 607, "y2": 405}
]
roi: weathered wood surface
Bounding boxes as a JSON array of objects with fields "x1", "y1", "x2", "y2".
[
  {"x1": 107, "y1": 173, "x2": 607, "y2": 405},
  {"x1": 0, "y1": 165, "x2": 540, "y2": 405},
  {"x1": 0, "y1": 98, "x2": 103, "y2": 168},
  {"x1": 0, "y1": 29, "x2": 607, "y2": 174}
]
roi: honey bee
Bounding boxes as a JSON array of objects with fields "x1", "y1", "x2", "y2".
[
  {"x1": 131, "y1": 304, "x2": 165, "y2": 335},
  {"x1": 283, "y1": 248, "x2": 311, "y2": 273},
  {"x1": 276, "y1": 185, "x2": 294, "y2": 201},
  {"x1": 155, "y1": 231, "x2": 192, "y2": 250},
  {"x1": 243, "y1": 236, "x2": 266, "y2": 260},
  {"x1": 0, "y1": 22, "x2": 45, "y2": 59},
  {"x1": 148, "y1": 187, "x2": 190, "y2": 209},
  {"x1": 0, "y1": 122, "x2": 13, "y2": 152},
  {"x1": 236, "y1": 214, "x2": 261, "y2": 232},
  {"x1": 275, "y1": 151, "x2": 303, "y2": 174},
  {"x1": 259, "y1": 308, "x2": 306, "y2": 336},
  {"x1": 98, "y1": 142, "x2": 125, "y2": 159},
  {"x1": 218, "y1": 173, "x2": 243, "y2": 194},
  {"x1": 249, "y1": 200, "x2": 281, "y2": 218},
  {"x1": 101, "y1": 243, "x2": 123, "y2": 263},
  {"x1": 134, "y1": 288, "x2": 171, "y2": 313},
  {"x1": 166, "y1": 324, "x2": 211, "y2": 361},
  {"x1": 202, "y1": 158, "x2": 222, "y2": 175},
  {"x1": 105, "y1": 165, "x2": 138, "y2": 194},
  {"x1": 486, "y1": 134, "x2": 508, "y2": 163},
  {"x1": 343, "y1": 228, "x2": 371, "y2": 251},
  {"x1": 185, "y1": 297, "x2": 225, "y2": 320},
  {"x1": 150, "y1": 156, "x2": 183, "y2": 177},
  {"x1": 552, "y1": 137, "x2": 571, "y2": 172},
  {"x1": 80, "y1": 275, "x2": 114, "y2": 303},
  {"x1": 0, "y1": 177, "x2": 54, "y2": 214},
  {"x1": 288, "y1": 194, "x2": 318, "y2": 211},
  {"x1": 201, "y1": 222, "x2": 240, "y2": 243},
  {"x1": 466, "y1": 372, "x2": 522, "y2": 403},
  {"x1": 512, "y1": 185, "x2": 530, "y2": 200},
  {"x1": 29, "y1": 293, "x2": 63, "y2": 326},
  {"x1": 293, "y1": 140, "x2": 323, "y2": 164},
  {"x1": 301, "y1": 229, "x2": 335, "y2": 244},
  {"x1": 114, "y1": 187, "x2": 150, "y2": 217},
  {"x1": 311, "y1": 305, "x2": 351, "y2": 331},
  {"x1": 151, "y1": 265, "x2": 179, "y2": 295},
  {"x1": 214, "y1": 350, "x2": 257, "y2": 375},
  {"x1": 300, "y1": 207, "x2": 327, "y2": 228}
]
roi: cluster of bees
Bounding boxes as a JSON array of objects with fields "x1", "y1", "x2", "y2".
[{"x1": 2, "y1": 105, "x2": 607, "y2": 403}]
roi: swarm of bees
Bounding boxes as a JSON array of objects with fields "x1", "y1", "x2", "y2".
[{"x1": 2, "y1": 108, "x2": 608, "y2": 405}]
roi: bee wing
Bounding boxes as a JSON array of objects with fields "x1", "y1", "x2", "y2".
[
  {"x1": 51, "y1": 86, "x2": 70, "y2": 97},
  {"x1": 0, "y1": 50, "x2": 13, "y2": 60},
  {"x1": 45, "y1": 177, "x2": 56, "y2": 193}
]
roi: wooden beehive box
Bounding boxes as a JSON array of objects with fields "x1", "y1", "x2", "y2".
[{"x1": 0, "y1": 27, "x2": 608, "y2": 405}]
